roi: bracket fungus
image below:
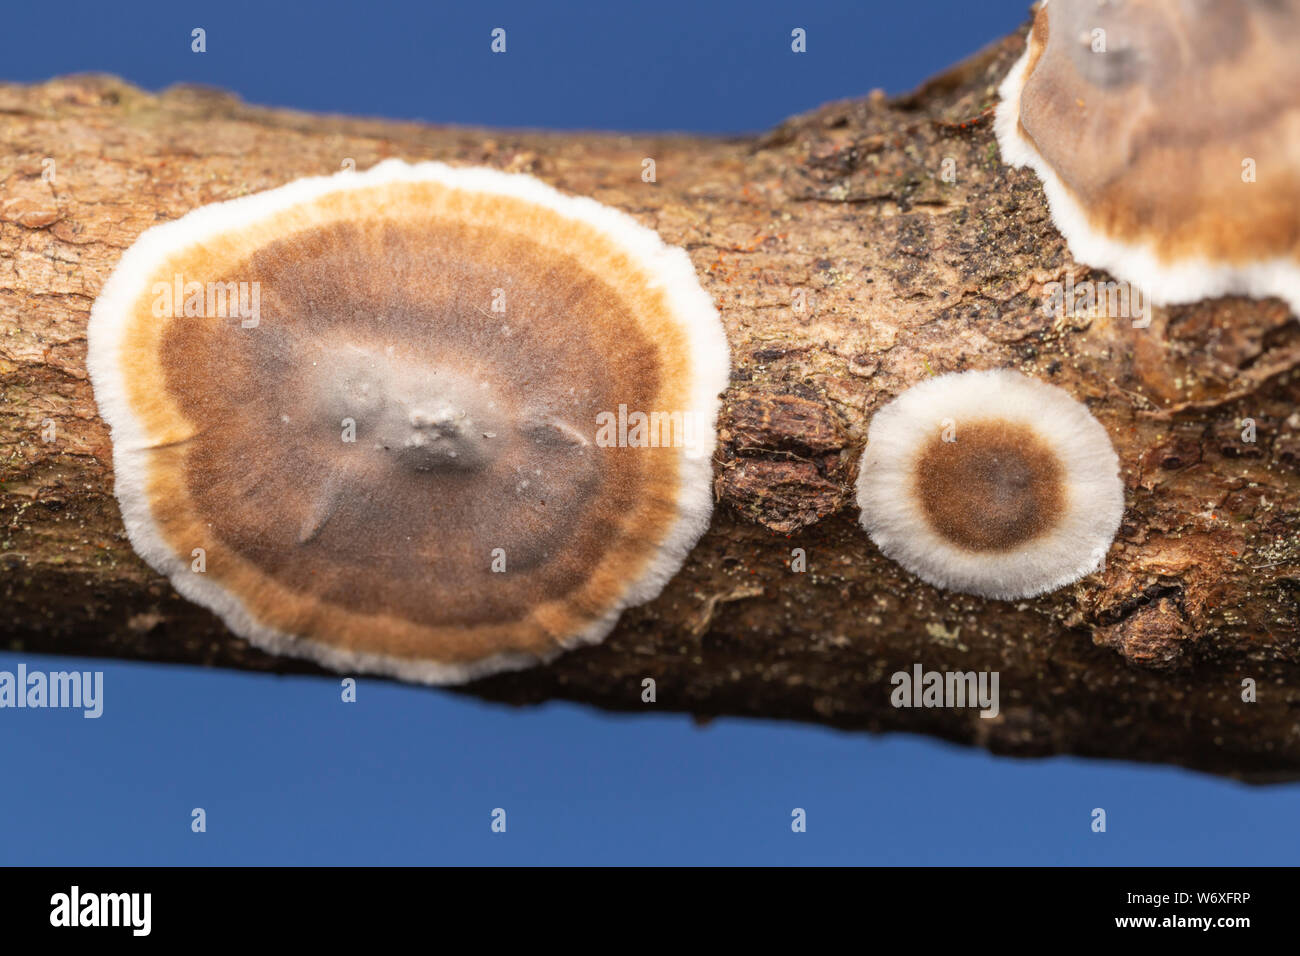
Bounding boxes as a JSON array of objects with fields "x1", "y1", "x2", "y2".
[
  {"x1": 88, "y1": 159, "x2": 729, "y2": 684},
  {"x1": 995, "y1": 0, "x2": 1300, "y2": 314},
  {"x1": 855, "y1": 369, "x2": 1124, "y2": 600}
]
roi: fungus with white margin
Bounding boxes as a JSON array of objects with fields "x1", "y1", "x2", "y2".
[
  {"x1": 995, "y1": 0, "x2": 1300, "y2": 315},
  {"x1": 855, "y1": 369, "x2": 1124, "y2": 600},
  {"x1": 88, "y1": 159, "x2": 729, "y2": 684}
]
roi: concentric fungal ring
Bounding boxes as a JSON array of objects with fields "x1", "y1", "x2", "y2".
[{"x1": 856, "y1": 369, "x2": 1124, "y2": 600}]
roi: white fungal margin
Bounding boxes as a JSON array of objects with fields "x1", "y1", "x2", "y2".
[
  {"x1": 854, "y1": 369, "x2": 1125, "y2": 601},
  {"x1": 994, "y1": 32, "x2": 1300, "y2": 317},
  {"x1": 88, "y1": 159, "x2": 729, "y2": 685}
]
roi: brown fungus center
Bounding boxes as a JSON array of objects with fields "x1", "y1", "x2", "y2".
[
  {"x1": 157, "y1": 215, "x2": 669, "y2": 631},
  {"x1": 912, "y1": 420, "x2": 1065, "y2": 552}
]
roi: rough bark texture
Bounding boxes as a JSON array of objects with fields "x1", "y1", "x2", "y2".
[{"x1": 2, "y1": 29, "x2": 1299, "y2": 781}]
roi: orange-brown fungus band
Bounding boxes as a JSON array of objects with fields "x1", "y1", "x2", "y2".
[{"x1": 88, "y1": 161, "x2": 729, "y2": 684}]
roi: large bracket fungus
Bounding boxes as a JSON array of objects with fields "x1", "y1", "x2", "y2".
[
  {"x1": 855, "y1": 369, "x2": 1125, "y2": 600},
  {"x1": 995, "y1": 0, "x2": 1300, "y2": 314},
  {"x1": 88, "y1": 160, "x2": 729, "y2": 684}
]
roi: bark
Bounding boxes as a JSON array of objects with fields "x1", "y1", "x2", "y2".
[{"x1": 2, "y1": 30, "x2": 1299, "y2": 781}]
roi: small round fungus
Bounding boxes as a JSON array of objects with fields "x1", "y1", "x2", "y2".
[
  {"x1": 88, "y1": 159, "x2": 729, "y2": 684},
  {"x1": 995, "y1": 0, "x2": 1300, "y2": 313},
  {"x1": 855, "y1": 369, "x2": 1124, "y2": 600}
]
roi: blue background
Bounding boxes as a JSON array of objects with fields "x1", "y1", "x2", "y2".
[{"x1": 4, "y1": 0, "x2": 1293, "y2": 866}]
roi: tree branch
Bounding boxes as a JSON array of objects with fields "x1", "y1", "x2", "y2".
[{"x1": 2, "y1": 31, "x2": 1299, "y2": 780}]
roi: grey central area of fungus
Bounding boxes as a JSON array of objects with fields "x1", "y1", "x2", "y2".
[
  {"x1": 158, "y1": 218, "x2": 662, "y2": 628},
  {"x1": 313, "y1": 344, "x2": 509, "y2": 473}
]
